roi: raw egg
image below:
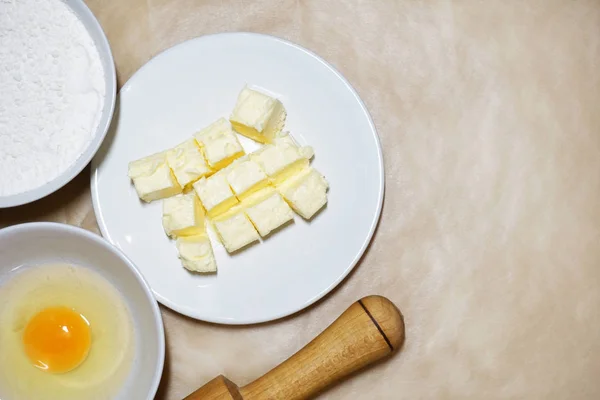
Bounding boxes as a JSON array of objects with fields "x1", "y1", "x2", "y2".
[{"x1": 0, "y1": 264, "x2": 135, "y2": 400}]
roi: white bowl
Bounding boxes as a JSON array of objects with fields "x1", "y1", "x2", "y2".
[
  {"x1": 0, "y1": 223, "x2": 165, "y2": 400},
  {"x1": 0, "y1": 0, "x2": 117, "y2": 208}
]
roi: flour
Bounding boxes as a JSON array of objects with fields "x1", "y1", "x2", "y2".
[{"x1": 0, "y1": 0, "x2": 106, "y2": 197}]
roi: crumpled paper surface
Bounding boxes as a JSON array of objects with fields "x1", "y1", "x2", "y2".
[{"x1": 1, "y1": 0, "x2": 600, "y2": 398}]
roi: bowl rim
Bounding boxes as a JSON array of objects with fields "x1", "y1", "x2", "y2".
[
  {"x1": 0, "y1": 222, "x2": 165, "y2": 400},
  {"x1": 0, "y1": 0, "x2": 117, "y2": 209}
]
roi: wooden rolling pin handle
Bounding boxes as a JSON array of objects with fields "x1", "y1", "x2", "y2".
[{"x1": 239, "y1": 295, "x2": 404, "y2": 400}]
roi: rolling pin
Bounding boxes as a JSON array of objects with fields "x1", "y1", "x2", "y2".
[{"x1": 184, "y1": 295, "x2": 404, "y2": 400}]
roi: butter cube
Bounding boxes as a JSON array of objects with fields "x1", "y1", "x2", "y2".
[
  {"x1": 230, "y1": 86, "x2": 286, "y2": 144},
  {"x1": 162, "y1": 192, "x2": 205, "y2": 238},
  {"x1": 194, "y1": 118, "x2": 244, "y2": 170},
  {"x1": 167, "y1": 139, "x2": 212, "y2": 188},
  {"x1": 176, "y1": 234, "x2": 217, "y2": 273},
  {"x1": 193, "y1": 171, "x2": 238, "y2": 217},
  {"x1": 277, "y1": 167, "x2": 328, "y2": 220},
  {"x1": 225, "y1": 156, "x2": 269, "y2": 199},
  {"x1": 128, "y1": 151, "x2": 182, "y2": 202},
  {"x1": 251, "y1": 133, "x2": 314, "y2": 184},
  {"x1": 243, "y1": 187, "x2": 294, "y2": 237},
  {"x1": 212, "y1": 206, "x2": 260, "y2": 253}
]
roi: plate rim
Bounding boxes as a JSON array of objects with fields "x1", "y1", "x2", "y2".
[{"x1": 90, "y1": 32, "x2": 385, "y2": 324}]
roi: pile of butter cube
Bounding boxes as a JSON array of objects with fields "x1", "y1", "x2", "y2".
[{"x1": 128, "y1": 86, "x2": 328, "y2": 273}]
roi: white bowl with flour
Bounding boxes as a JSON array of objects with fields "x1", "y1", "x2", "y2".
[{"x1": 0, "y1": 0, "x2": 116, "y2": 208}]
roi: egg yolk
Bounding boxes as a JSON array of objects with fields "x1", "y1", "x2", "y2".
[{"x1": 22, "y1": 306, "x2": 91, "y2": 373}]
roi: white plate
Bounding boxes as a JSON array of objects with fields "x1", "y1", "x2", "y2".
[{"x1": 91, "y1": 33, "x2": 383, "y2": 324}]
